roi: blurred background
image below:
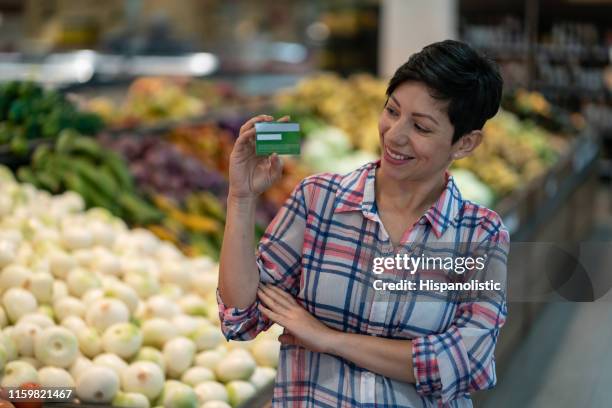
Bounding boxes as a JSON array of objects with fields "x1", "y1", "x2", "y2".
[{"x1": 0, "y1": 1, "x2": 610, "y2": 407}]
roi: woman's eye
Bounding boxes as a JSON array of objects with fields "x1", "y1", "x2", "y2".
[
  {"x1": 385, "y1": 106, "x2": 398, "y2": 116},
  {"x1": 415, "y1": 123, "x2": 431, "y2": 133}
]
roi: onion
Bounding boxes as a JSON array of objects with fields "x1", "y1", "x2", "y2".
[
  {"x1": 102, "y1": 323, "x2": 142, "y2": 359},
  {"x1": 178, "y1": 294, "x2": 208, "y2": 317},
  {"x1": 11, "y1": 322, "x2": 41, "y2": 357},
  {"x1": 38, "y1": 366, "x2": 75, "y2": 388},
  {"x1": 191, "y1": 324, "x2": 224, "y2": 352},
  {"x1": 171, "y1": 314, "x2": 200, "y2": 337},
  {"x1": 0, "y1": 332, "x2": 18, "y2": 361},
  {"x1": 69, "y1": 355, "x2": 93, "y2": 379},
  {"x1": 0, "y1": 240, "x2": 17, "y2": 268},
  {"x1": 141, "y1": 318, "x2": 176, "y2": 348},
  {"x1": 1, "y1": 361, "x2": 39, "y2": 387},
  {"x1": 123, "y1": 273, "x2": 160, "y2": 299},
  {"x1": 159, "y1": 283, "x2": 183, "y2": 301},
  {"x1": 200, "y1": 402, "x2": 231, "y2": 408},
  {"x1": 104, "y1": 281, "x2": 139, "y2": 315},
  {"x1": 17, "y1": 313, "x2": 54, "y2": 329},
  {"x1": 53, "y1": 296, "x2": 86, "y2": 321},
  {"x1": 251, "y1": 339, "x2": 281, "y2": 368},
  {"x1": 93, "y1": 353, "x2": 128, "y2": 379},
  {"x1": 121, "y1": 361, "x2": 164, "y2": 401},
  {"x1": 181, "y1": 366, "x2": 215, "y2": 387},
  {"x1": 34, "y1": 326, "x2": 78, "y2": 368},
  {"x1": 140, "y1": 295, "x2": 180, "y2": 320},
  {"x1": 75, "y1": 365, "x2": 119, "y2": 403},
  {"x1": 225, "y1": 381, "x2": 256, "y2": 407},
  {"x1": 52, "y1": 280, "x2": 69, "y2": 303},
  {"x1": 159, "y1": 381, "x2": 198, "y2": 408},
  {"x1": 62, "y1": 227, "x2": 93, "y2": 250},
  {"x1": 67, "y1": 267, "x2": 101, "y2": 297},
  {"x1": 0, "y1": 265, "x2": 30, "y2": 294},
  {"x1": 249, "y1": 367, "x2": 276, "y2": 390},
  {"x1": 49, "y1": 250, "x2": 77, "y2": 280},
  {"x1": 133, "y1": 346, "x2": 166, "y2": 374},
  {"x1": 77, "y1": 327, "x2": 103, "y2": 358},
  {"x1": 60, "y1": 316, "x2": 88, "y2": 335},
  {"x1": 86, "y1": 298, "x2": 129, "y2": 333},
  {"x1": 163, "y1": 337, "x2": 196, "y2": 379},
  {"x1": 22, "y1": 273, "x2": 53, "y2": 304},
  {"x1": 195, "y1": 350, "x2": 224, "y2": 370},
  {"x1": 112, "y1": 391, "x2": 150, "y2": 408},
  {"x1": 193, "y1": 381, "x2": 228, "y2": 404},
  {"x1": 82, "y1": 288, "x2": 105, "y2": 308},
  {"x1": 214, "y1": 351, "x2": 256, "y2": 383},
  {"x1": 3, "y1": 287, "x2": 37, "y2": 323},
  {"x1": 0, "y1": 306, "x2": 7, "y2": 328}
]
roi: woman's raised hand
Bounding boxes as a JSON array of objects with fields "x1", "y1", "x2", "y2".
[{"x1": 228, "y1": 114, "x2": 290, "y2": 200}]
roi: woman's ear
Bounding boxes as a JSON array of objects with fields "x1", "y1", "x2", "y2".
[{"x1": 451, "y1": 130, "x2": 483, "y2": 160}]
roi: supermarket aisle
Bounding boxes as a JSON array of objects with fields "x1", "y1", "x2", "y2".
[{"x1": 481, "y1": 183, "x2": 612, "y2": 408}]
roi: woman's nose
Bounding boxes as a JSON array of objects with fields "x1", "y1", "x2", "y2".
[{"x1": 387, "y1": 124, "x2": 411, "y2": 146}]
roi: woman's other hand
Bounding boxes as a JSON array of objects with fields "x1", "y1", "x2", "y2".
[
  {"x1": 228, "y1": 114, "x2": 290, "y2": 200},
  {"x1": 257, "y1": 283, "x2": 334, "y2": 354}
]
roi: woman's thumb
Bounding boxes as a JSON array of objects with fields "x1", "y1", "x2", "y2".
[
  {"x1": 278, "y1": 334, "x2": 297, "y2": 345},
  {"x1": 269, "y1": 153, "x2": 283, "y2": 181}
]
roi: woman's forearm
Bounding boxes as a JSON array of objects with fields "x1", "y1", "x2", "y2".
[
  {"x1": 327, "y1": 331, "x2": 416, "y2": 383},
  {"x1": 218, "y1": 192, "x2": 260, "y2": 308}
]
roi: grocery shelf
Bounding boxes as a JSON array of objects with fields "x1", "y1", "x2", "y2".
[{"x1": 497, "y1": 132, "x2": 599, "y2": 241}]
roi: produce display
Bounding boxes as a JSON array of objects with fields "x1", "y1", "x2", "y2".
[
  {"x1": 97, "y1": 133, "x2": 228, "y2": 203},
  {"x1": 452, "y1": 109, "x2": 568, "y2": 197},
  {"x1": 0, "y1": 168, "x2": 281, "y2": 408},
  {"x1": 274, "y1": 73, "x2": 387, "y2": 153},
  {"x1": 502, "y1": 88, "x2": 585, "y2": 134},
  {"x1": 168, "y1": 124, "x2": 235, "y2": 177},
  {"x1": 0, "y1": 82, "x2": 103, "y2": 154},
  {"x1": 148, "y1": 192, "x2": 228, "y2": 259},
  {"x1": 16, "y1": 130, "x2": 163, "y2": 226},
  {"x1": 275, "y1": 74, "x2": 574, "y2": 203},
  {"x1": 96, "y1": 132, "x2": 235, "y2": 259},
  {"x1": 87, "y1": 78, "x2": 242, "y2": 129}
]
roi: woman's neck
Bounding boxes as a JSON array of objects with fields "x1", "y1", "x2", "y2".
[{"x1": 375, "y1": 168, "x2": 447, "y2": 214}]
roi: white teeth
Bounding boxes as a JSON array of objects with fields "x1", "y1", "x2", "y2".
[{"x1": 386, "y1": 146, "x2": 411, "y2": 161}]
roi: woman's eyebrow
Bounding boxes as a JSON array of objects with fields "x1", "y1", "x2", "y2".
[
  {"x1": 390, "y1": 95, "x2": 439, "y2": 126},
  {"x1": 413, "y1": 112, "x2": 439, "y2": 126}
]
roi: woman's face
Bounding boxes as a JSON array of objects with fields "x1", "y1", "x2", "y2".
[{"x1": 378, "y1": 81, "x2": 456, "y2": 182}]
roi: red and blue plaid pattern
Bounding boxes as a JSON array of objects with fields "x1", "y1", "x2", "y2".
[{"x1": 218, "y1": 161, "x2": 509, "y2": 407}]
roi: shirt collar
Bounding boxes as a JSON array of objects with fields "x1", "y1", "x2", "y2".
[{"x1": 334, "y1": 160, "x2": 464, "y2": 239}]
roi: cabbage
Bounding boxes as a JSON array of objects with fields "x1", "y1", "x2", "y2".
[{"x1": 450, "y1": 169, "x2": 495, "y2": 207}]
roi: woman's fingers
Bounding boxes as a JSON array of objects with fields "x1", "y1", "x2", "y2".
[
  {"x1": 234, "y1": 127, "x2": 257, "y2": 148},
  {"x1": 258, "y1": 284, "x2": 295, "y2": 310},
  {"x1": 239, "y1": 114, "x2": 273, "y2": 133},
  {"x1": 268, "y1": 153, "x2": 283, "y2": 183},
  {"x1": 257, "y1": 286, "x2": 290, "y2": 311},
  {"x1": 277, "y1": 115, "x2": 291, "y2": 123},
  {"x1": 265, "y1": 284, "x2": 297, "y2": 305},
  {"x1": 258, "y1": 303, "x2": 284, "y2": 325},
  {"x1": 278, "y1": 333, "x2": 298, "y2": 346}
]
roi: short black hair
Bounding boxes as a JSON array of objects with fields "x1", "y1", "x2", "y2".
[{"x1": 386, "y1": 40, "x2": 503, "y2": 143}]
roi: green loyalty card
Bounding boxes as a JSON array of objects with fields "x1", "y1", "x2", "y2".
[{"x1": 255, "y1": 122, "x2": 301, "y2": 155}]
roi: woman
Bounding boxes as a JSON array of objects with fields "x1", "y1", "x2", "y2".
[{"x1": 217, "y1": 40, "x2": 509, "y2": 407}]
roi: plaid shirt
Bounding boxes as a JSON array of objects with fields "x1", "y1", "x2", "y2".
[{"x1": 218, "y1": 161, "x2": 509, "y2": 408}]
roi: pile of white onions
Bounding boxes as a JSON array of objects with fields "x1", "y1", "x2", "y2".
[{"x1": 0, "y1": 167, "x2": 280, "y2": 408}]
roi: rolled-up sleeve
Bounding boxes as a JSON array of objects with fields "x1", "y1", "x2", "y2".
[
  {"x1": 217, "y1": 178, "x2": 309, "y2": 341},
  {"x1": 412, "y1": 228, "x2": 510, "y2": 404}
]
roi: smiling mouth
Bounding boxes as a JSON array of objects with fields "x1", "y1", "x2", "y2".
[{"x1": 384, "y1": 145, "x2": 414, "y2": 162}]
